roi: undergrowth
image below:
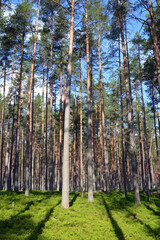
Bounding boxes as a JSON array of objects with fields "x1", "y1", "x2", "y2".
[{"x1": 0, "y1": 191, "x2": 160, "y2": 240}]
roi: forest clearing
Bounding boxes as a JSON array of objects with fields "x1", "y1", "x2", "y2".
[{"x1": 0, "y1": 191, "x2": 160, "y2": 240}]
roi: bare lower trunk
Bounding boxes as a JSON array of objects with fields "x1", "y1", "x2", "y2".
[
  {"x1": 119, "y1": 34, "x2": 127, "y2": 196},
  {"x1": 62, "y1": 0, "x2": 75, "y2": 208},
  {"x1": 49, "y1": 12, "x2": 54, "y2": 193},
  {"x1": 135, "y1": 79, "x2": 145, "y2": 192},
  {"x1": 118, "y1": 0, "x2": 140, "y2": 204},
  {"x1": 79, "y1": 43, "x2": 83, "y2": 197},
  {"x1": 5, "y1": 48, "x2": 15, "y2": 190},
  {"x1": 0, "y1": 60, "x2": 6, "y2": 190},
  {"x1": 85, "y1": 0, "x2": 93, "y2": 201},
  {"x1": 25, "y1": 0, "x2": 40, "y2": 196},
  {"x1": 97, "y1": 24, "x2": 109, "y2": 193}
]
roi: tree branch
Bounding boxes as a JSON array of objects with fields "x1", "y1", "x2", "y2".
[{"x1": 50, "y1": 0, "x2": 71, "y2": 14}]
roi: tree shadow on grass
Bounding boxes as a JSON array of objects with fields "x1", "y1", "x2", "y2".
[
  {"x1": 144, "y1": 204, "x2": 160, "y2": 217},
  {"x1": 126, "y1": 207, "x2": 160, "y2": 239},
  {"x1": 101, "y1": 194, "x2": 126, "y2": 240},
  {"x1": 0, "y1": 194, "x2": 53, "y2": 240},
  {"x1": 27, "y1": 199, "x2": 61, "y2": 240},
  {"x1": 69, "y1": 193, "x2": 79, "y2": 207}
]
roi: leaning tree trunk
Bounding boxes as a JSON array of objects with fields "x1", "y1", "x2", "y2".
[
  {"x1": 62, "y1": 0, "x2": 75, "y2": 208},
  {"x1": 25, "y1": 0, "x2": 40, "y2": 197},
  {"x1": 117, "y1": 0, "x2": 140, "y2": 204}
]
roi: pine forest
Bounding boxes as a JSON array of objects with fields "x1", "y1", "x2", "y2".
[{"x1": 0, "y1": 0, "x2": 160, "y2": 239}]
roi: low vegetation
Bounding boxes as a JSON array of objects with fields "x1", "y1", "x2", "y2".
[{"x1": 0, "y1": 191, "x2": 160, "y2": 240}]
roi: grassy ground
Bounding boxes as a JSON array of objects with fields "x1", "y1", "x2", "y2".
[{"x1": 0, "y1": 191, "x2": 160, "y2": 240}]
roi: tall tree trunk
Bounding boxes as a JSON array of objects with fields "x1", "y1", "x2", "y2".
[
  {"x1": 117, "y1": 0, "x2": 140, "y2": 204},
  {"x1": 85, "y1": 0, "x2": 93, "y2": 201},
  {"x1": 45, "y1": 65, "x2": 48, "y2": 190},
  {"x1": 25, "y1": 0, "x2": 40, "y2": 196},
  {"x1": 59, "y1": 39, "x2": 63, "y2": 192},
  {"x1": 0, "y1": 60, "x2": 6, "y2": 190},
  {"x1": 32, "y1": 114, "x2": 37, "y2": 190},
  {"x1": 97, "y1": 24, "x2": 109, "y2": 193},
  {"x1": 62, "y1": 0, "x2": 75, "y2": 208},
  {"x1": 119, "y1": 33, "x2": 127, "y2": 197},
  {"x1": 90, "y1": 49, "x2": 96, "y2": 192},
  {"x1": 49, "y1": 11, "x2": 54, "y2": 193},
  {"x1": 14, "y1": 30, "x2": 25, "y2": 192},
  {"x1": 155, "y1": 88, "x2": 160, "y2": 135},
  {"x1": 139, "y1": 48, "x2": 152, "y2": 198},
  {"x1": 152, "y1": 88, "x2": 160, "y2": 186},
  {"x1": 4, "y1": 48, "x2": 15, "y2": 190},
  {"x1": 135, "y1": 79, "x2": 145, "y2": 192},
  {"x1": 79, "y1": 42, "x2": 83, "y2": 197},
  {"x1": 41, "y1": 60, "x2": 45, "y2": 190},
  {"x1": 148, "y1": 0, "x2": 160, "y2": 91}
]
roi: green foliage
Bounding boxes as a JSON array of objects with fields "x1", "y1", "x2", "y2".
[{"x1": 0, "y1": 191, "x2": 160, "y2": 240}]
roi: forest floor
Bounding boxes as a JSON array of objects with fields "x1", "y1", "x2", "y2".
[{"x1": 0, "y1": 191, "x2": 160, "y2": 240}]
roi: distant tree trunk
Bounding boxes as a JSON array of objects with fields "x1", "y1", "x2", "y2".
[
  {"x1": 139, "y1": 48, "x2": 152, "y2": 198},
  {"x1": 148, "y1": 0, "x2": 160, "y2": 91},
  {"x1": 95, "y1": 103, "x2": 101, "y2": 190},
  {"x1": 5, "y1": 48, "x2": 15, "y2": 190},
  {"x1": 155, "y1": 88, "x2": 160, "y2": 135},
  {"x1": 45, "y1": 65, "x2": 48, "y2": 190},
  {"x1": 149, "y1": 129, "x2": 155, "y2": 187},
  {"x1": 118, "y1": 0, "x2": 140, "y2": 204},
  {"x1": 115, "y1": 121, "x2": 121, "y2": 191},
  {"x1": 85, "y1": 0, "x2": 93, "y2": 201},
  {"x1": 62, "y1": 0, "x2": 75, "y2": 208},
  {"x1": 79, "y1": 42, "x2": 83, "y2": 197},
  {"x1": 32, "y1": 114, "x2": 37, "y2": 190},
  {"x1": 25, "y1": 0, "x2": 40, "y2": 197},
  {"x1": 119, "y1": 33, "x2": 127, "y2": 197},
  {"x1": 152, "y1": 88, "x2": 160, "y2": 186},
  {"x1": 73, "y1": 73, "x2": 78, "y2": 191},
  {"x1": 0, "y1": 60, "x2": 6, "y2": 190},
  {"x1": 90, "y1": 49, "x2": 96, "y2": 191},
  {"x1": 135, "y1": 79, "x2": 145, "y2": 192},
  {"x1": 97, "y1": 24, "x2": 109, "y2": 193},
  {"x1": 41, "y1": 60, "x2": 45, "y2": 190},
  {"x1": 59, "y1": 39, "x2": 63, "y2": 192}
]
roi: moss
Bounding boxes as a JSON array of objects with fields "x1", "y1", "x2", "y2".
[{"x1": 0, "y1": 191, "x2": 160, "y2": 239}]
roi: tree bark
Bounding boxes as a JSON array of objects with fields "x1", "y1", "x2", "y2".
[
  {"x1": 148, "y1": 0, "x2": 160, "y2": 91},
  {"x1": 62, "y1": 0, "x2": 75, "y2": 208},
  {"x1": 135, "y1": 79, "x2": 145, "y2": 192},
  {"x1": 4, "y1": 48, "x2": 15, "y2": 190},
  {"x1": 25, "y1": 0, "x2": 40, "y2": 196},
  {"x1": 97, "y1": 24, "x2": 109, "y2": 193},
  {"x1": 85, "y1": 0, "x2": 93, "y2": 201},
  {"x1": 0, "y1": 60, "x2": 6, "y2": 190},
  {"x1": 117, "y1": 0, "x2": 140, "y2": 204}
]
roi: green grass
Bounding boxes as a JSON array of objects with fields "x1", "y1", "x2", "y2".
[{"x1": 0, "y1": 191, "x2": 160, "y2": 240}]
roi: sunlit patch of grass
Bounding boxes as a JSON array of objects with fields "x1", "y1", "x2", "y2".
[{"x1": 0, "y1": 190, "x2": 160, "y2": 240}]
